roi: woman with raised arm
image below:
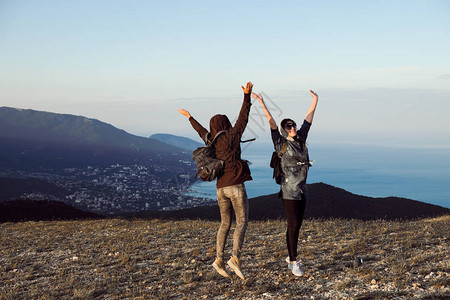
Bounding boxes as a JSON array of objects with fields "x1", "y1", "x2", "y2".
[
  {"x1": 252, "y1": 90, "x2": 318, "y2": 276},
  {"x1": 178, "y1": 82, "x2": 253, "y2": 280}
]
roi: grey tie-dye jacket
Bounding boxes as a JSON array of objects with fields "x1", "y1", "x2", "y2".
[{"x1": 271, "y1": 120, "x2": 311, "y2": 200}]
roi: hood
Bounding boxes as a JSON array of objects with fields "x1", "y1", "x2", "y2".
[
  {"x1": 209, "y1": 114, "x2": 231, "y2": 137},
  {"x1": 279, "y1": 119, "x2": 298, "y2": 141},
  {"x1": 279, "y1": 121, "x2": 289, "y2": 139}
]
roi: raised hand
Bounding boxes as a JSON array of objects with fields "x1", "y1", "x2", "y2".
[
  {"x1": 305, "y1": 90, "x2": 319, "y2": 124},
  {"x1": 251, "y1": 92, "x2": 264, "y2": 103},
  {"x1": 309, "y1": 90, "x2": 318, "y2": 101},
  {"x1": 252, "y1": 91, "x2": 277, "y2": 129},
  {"x1": 241, "y1": 81, "x2": 253, "y2": 94},
  {"x1": 178, "y1": 109, "x2": 191, "y2": 118}
]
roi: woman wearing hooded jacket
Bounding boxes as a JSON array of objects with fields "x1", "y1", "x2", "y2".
[
  {"x1": 252, "y1": 90, "x2": 318, "y2": 276},
  {"x1": 178, "y1": 82, "x2": 253, "y2": 280}
]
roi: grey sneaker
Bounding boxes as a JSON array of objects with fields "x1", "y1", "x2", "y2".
[
  {"x1": 212, "y1": 258, "x2": 229, "y2": 278},
  {"x1": 227, "y1": 256, "x2": 244, "y2": 280},
  {"x1": 288, "y1": 261, "x2": 304, "y2": 276}
]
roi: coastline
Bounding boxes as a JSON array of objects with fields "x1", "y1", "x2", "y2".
[{"x1": 186, "y1": 143, "x2": 450, "y2": 208}]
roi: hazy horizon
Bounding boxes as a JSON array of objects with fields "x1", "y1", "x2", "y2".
[
  {"x1": 1, "y1": 1, "x2": 449, "y2": 148},
  {"x1": 1, "y1": 105, "x2": 449, "y2": 209}
]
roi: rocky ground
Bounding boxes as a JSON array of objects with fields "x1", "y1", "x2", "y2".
[{"x1": 0, "y1": 216, "x2": 449, "y2": 299}]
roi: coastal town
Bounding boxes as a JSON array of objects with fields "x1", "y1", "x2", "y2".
[{"x1": 11, "y1": 156, "x2": 216, "y2": 215}]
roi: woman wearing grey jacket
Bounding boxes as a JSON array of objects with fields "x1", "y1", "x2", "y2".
[{"x1": 252, "y1": 90, "x2": 318, "y2": 276}]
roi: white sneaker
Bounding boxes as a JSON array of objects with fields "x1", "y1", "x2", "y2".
[
  {"x1": 285, "y1": 256, "x2": 290, "y2": 264},
  {"x1": 288, "y1": 261, "x2": 304, "y2": 276}
]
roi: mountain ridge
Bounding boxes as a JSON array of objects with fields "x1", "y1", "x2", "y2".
[
  {"x1": 121, "y1": 182, "x2": 450, "y2": 221},
  {"x1": 0, "y1": 199, "x2": 102, "y2": 222},
  {"x1": 0, "y1": 106, "x2": 188, "y2": 169},
  {"x1": 0, "y1": 106, "x2": 183, "y2": 152},
  {"x1": 1, "y1": 182, "x2": 448, "y2": 222},
  {"x1": 0, "y1": 177, "x2": 68, "y2": 202},
  {"x1": 150, "y1": 133, "x2": 203, "y2": 151}
]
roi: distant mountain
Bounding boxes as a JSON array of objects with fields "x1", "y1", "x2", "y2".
[
  {"x1": 123, "y1": 183, "x2": 450, "y2": 221},
  {"x1": 251, "y1": 183, "x2": 450, "y2": 220},
  {"x1": 0, "y1": 199, "x2": 102, "y2": 222},
  {"x1": 0, "y1": 107, "x2": 187, "y2": 170},
  {"x1": 150, "y1": 133, "x2": 203, "y2": 151}
]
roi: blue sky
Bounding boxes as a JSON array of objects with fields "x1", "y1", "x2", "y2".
[{"x1": 1, "y1": 0, "x2": 449, "y2": 147}]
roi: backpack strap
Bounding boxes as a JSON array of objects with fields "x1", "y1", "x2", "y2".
[
  {"x1": 202, "y1": 132, "x2": 210, "y2": 145},
  {"x1": 241, "y1": 138, "x2": 256, "y2": 143},
  {"x1": 278, "y1": 142, "x2": 288, "y2": 158},
  {"x1": 209, "y1": 130, "x2": 227, "y2": 146}
]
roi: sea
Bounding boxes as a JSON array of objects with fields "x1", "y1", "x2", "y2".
[{"x1": 188, "y1": 142, "x2": 450, "y2": 209}]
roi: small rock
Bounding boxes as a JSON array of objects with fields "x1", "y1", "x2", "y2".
[{"x1": 354, "y1": 257, "x2": 363, "y2": 267}]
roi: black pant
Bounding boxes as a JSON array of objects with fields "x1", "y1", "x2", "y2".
[{"x1": 283, "y1": 195, "x2": 307, "y2": 261}]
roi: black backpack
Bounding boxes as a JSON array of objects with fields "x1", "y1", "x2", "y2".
[
  {"x1": 192, "y1": 131, "x2": 226, "y2": 181},
  {"x1": 269, "y1": 142, "x2": 288, "y2": 184}
]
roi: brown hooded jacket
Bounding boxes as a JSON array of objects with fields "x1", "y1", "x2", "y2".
[{"x1": 189, "y1": 93, "x2": 253, "y2": 188}]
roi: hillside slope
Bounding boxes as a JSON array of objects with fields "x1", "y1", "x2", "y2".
[
  {"x1": 126, "y1": 183, "x2": 450, "y2": 221},
  {"x1": 0, "y1": 107, "x2": 186, "y2": 169},
  {"x1": 150, "y1": 133, "x2": 203, "y2": 151},
  {"x1": 0, "y1": 177, "x2": 68, "y2": 202},
  {"x1": 0, "y1": 199, "x2": 102, "y2": 222}
]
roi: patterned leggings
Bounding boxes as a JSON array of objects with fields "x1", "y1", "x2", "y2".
[{"x1": 216, "y1": 183, "x2": 249, "y2": 260}]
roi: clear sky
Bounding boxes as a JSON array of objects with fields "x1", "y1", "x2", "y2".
[{"x1": 1, "y1": 0, "x2": 449, "y2": 147}]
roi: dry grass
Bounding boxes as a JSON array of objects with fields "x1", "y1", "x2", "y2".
[{"x1": 0, "y1": 216, "x2": 449, "y2": 299}]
